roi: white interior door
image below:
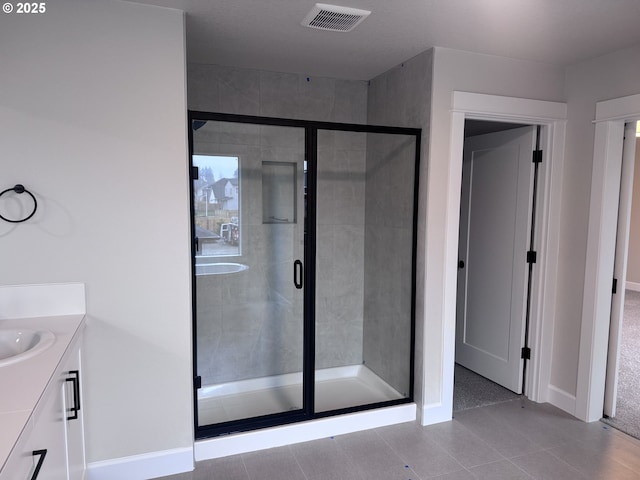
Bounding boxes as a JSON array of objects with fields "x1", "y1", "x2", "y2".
[
  {"x1": 604, "y1": 121, "x2": 638, "y2": 418},
  {"x1": 456, "y1": 126, "x2": 536, "y2": 394}
]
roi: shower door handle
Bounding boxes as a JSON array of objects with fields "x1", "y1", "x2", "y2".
[{"x1": 294, "y1": 260, "x2": 303, "y2": 289}]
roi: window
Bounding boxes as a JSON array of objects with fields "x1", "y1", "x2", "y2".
[{"x1": 193, "y1": 155, "x2": 240, "y2": 257}]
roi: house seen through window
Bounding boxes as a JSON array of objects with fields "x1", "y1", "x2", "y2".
[{"x1": 193, "y1": 155, "x2": 240, "y2": 257}]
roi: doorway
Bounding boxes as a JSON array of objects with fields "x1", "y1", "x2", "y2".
[
  {"x1": 441, "y1": 92, "x2": 567, "y2": 423},
  {"x1": 579, "y1": 93, "x2": 640, "y2": 423},
  {"x1": 454, "y1": 120, "x2": 538, "y2": 409},
  {"x1": 602, "y1": 121, "x2": 640, "y2": 438},
  {"x1": 188, "y1": 112, "x2": 421, "y2": 438}
]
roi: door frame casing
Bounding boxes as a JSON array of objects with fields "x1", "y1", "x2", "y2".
[
  {"x1": 603, "y1": 122, "x2": 637, "y2": 417},
  {"x1": 440, "y1": 92, "x2": 567, "y2": 418},
  {"x1": 578, "y1": 93, "x2": 640, "y2": 422}
]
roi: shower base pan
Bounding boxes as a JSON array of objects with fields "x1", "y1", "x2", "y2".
[
  {"x1": 198, "y1": 364, "x2": 406, "y2": 426},
  {"x1": 195, "y1": 364, "x2": 415, "y2": 460}
]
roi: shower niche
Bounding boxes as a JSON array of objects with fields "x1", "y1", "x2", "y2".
[{"x1": 189, "y1": 112, "x2": 420, "y2": 438}]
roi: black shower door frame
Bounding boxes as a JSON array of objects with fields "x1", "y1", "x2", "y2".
[{"x1": 188, "y1": 111, "x2": 421, "y2": 439}]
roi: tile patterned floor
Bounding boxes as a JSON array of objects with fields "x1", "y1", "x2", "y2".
[{"x1": 154, "y1": 399, "x2": 640, "y2": 480}]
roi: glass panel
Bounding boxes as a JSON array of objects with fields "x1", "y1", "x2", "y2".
[
  {"x1": 193, "y1": 120, "x2": 306, "y2": 426},
  {"x1": 315, "y1": 130, "x2": 415, "y2": 412}
]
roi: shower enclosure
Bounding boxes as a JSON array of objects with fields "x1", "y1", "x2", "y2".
[{"x1": 189, "y1": 112, "x2": 420, "y2": 438}]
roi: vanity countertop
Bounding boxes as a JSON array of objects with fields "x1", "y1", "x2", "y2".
[{"x1": 0, "y1": 313, "x2": 85, "y2": 472}]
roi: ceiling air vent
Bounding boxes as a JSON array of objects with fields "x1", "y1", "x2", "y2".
[{"x1": 301, "y1": 3, "x2": 371, "y2": 32}]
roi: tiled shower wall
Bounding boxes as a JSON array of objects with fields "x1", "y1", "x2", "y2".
[
  {"x1": 362, "y1": 132, "x2": 416, "y2": 397},
  {"x1": 365, "y1": 51, "x2": 433, "y2": 397},
  {"x1": 316, "y1": 130, "x2": 367, "y2": 369},
  {"x1": 188, "y1": 65, "x2": 369, "y2": 385},
  {"x1": 188, "y1": 65, "x2": 367, "y2": 123}
]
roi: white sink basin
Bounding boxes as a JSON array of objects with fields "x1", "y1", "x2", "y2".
[{"x1": 0, "y1": 329, "x2": 55, "y2": 367}]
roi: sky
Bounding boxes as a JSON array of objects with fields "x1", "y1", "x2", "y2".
[{"x1": 192, "y1": 155, "x2": 238, "y2": 181}]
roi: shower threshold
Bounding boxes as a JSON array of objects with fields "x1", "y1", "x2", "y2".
[{"x1": 197, "y1": 364, "x2": 405, "y2": 426}]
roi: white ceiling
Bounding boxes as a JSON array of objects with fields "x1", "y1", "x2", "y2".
[{"x1": 129, "y1": 0, "x2": 640, "y2": 80}]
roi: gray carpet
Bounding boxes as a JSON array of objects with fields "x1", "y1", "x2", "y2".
[
  {"x1": 453, "y1": 363, "x2": 521, "y2": 411},
  {"x1": 601, "y1": 289, "x2": 640, "y2": 440}
]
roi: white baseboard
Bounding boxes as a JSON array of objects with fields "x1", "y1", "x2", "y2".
[
  {"x1": 195, "y1": 403, "x2": 416, "y2": 460},
  {"x1": 625, "y1": 281, "x2": 640, "y2": 292},
  {"x1": 546, "y1": 384, "x2": 577, "y2": 416},
  {"x1": 86, "y1": 447, "x2": 193, "y2": 480},
  {"x1": 418, "y1": 401, "x2": 453, "y2": 426}
]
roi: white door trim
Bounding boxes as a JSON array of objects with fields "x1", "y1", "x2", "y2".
[
  {"x1": 577, "y1": 93, "x2": 640, "y2": 422},
  {"x1": 447, "y1": 92, "x2": 567, "y2": 410},
  {"x1": 603, "y1": 122, "x2": 637, "y2": 418}
]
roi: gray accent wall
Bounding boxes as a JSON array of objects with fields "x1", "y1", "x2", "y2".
[
  {"x1": 316, "y1": 130, "x2": 367, "y2": 369},
  {"x1": 188, "y1": 65, "x2": 371, "y2": 385},
  {"x1": 190, "y1": 62, "x2": 427, "y2": 394},
  {"x1": 362, "y1": 132, "x2": 417, "y2": 397},
  {"x1": 188, "y1": 64, "x2": 367, "y2": 123},
  {"x1": 366, "y1": 51, "x2": 433, "y2": 401}
]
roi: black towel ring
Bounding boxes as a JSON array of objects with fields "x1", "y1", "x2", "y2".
[{"x1": 0, "y1": 184, "x2": 38, "y2": 223}]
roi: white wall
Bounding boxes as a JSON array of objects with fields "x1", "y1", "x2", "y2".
[
  {"x1": 561, "y1": 44, "x2": 640, "y2": 400},
  {"x1": 424, "y1": 47, "x2": 565, "y2": 419},
  {"x1": 0, "y1": 0, "x2": 193, "y2": 467},
  {"x1": 626, "y1": 138, "x2": 640, "y2": 286},
  {"x1": 426, "y1": 45, "x2": 640, "y2": 417}
]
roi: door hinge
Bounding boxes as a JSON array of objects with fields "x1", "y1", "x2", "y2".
[
  {"x1": 526, "y1": 251, "x2": 537, "y2": 264},
  {"x1": 612, "y1": 278, "x2": 618, "y2": 294},
  {"x1": 521, "y1": 347, "x2": 531, "y2": 360},
  {"x1": 192, "y1": 166, "x2": 199, "y2": 180},
  {"x1": 194, "y1": 376, "x2": 202, "y2": 389},
  {"x1": 532, "y1": 150, "x2": 543, "y2": 164}
]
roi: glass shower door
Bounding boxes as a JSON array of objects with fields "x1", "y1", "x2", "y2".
[
  {"x1": 191, "y1": 113, "x2": 419, "y2": 438},
  {"x1": 314, "y1": 129, "x2": 416, "y2": 413},
  {"x1": 191, "y1": 118, "x2": 306, "y2": 430}
]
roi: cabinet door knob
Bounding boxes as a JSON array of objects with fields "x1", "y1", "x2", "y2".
[{"x1": 31, "y1": 449, "x2": 47, "y2": 480}]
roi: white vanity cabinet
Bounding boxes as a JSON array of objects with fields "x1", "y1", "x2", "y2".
[
  {"x1": 0, "y1": 340, "x2": 85, "y2": 480},
  {"x1": 62, "y1": 347, "x2": 85, "y2": 480},
  {"x1": 27, "y1": 376, "x2": 70, "y2": 480}
]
